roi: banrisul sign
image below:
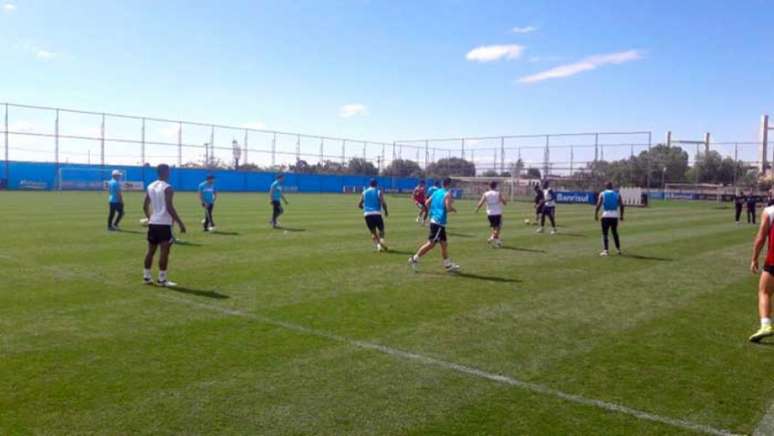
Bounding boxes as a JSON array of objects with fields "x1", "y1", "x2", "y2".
[{"x1": 556, "y1": 191, "x2": 595, "y2": 204}]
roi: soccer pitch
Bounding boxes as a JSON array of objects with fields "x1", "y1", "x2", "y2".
[{"x1": 2, "y1": 191, "x2": 773, "y2": 435}]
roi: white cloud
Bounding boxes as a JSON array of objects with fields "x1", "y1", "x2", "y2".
[
  {"x1": 339, "y1": 103, "x2": 368, "y2": 119},
  {"x1": 518, "y1": 49, "x2": 642, "y2": 84},
  {"x1": 466, "y1": 44, "x2": 524, "y2": 62},
  {"x1": 2, "y1": 2, "x2": 16, "y2": 12},
  {"x1": 241, "y1": 121, "x2": 266, "y2": 130},
  {"x1": 511, "y1": 25, "x2": 537, "y2": 34},
  {"x1": 35, "y1": 50, "x2": 56, "y2": 60}
]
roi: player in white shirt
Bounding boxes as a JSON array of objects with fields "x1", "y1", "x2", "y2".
[
  {"x1": 537, "y1": 180, "x2": 557, "y2": 234},
  {"x1": 142, "y1": 164, "x2": 187, "y2": 287},
  {"x1": 475, "y1": 181, "x2": 507, "y2": 247}
]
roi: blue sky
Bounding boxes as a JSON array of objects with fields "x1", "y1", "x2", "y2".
[{"x1": 1, "y1": 0, "x2": 773, "y2": 167}]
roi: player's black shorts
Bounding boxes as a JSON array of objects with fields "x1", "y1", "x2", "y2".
[
  {"x1": 364, "y1": 214, "x2": 385, "y2": 233},
  {"x1": 487, "y1": 214, "x2": 502, "y2": 228},
  {"x1": 429, "y1": 223, "x2": 447, "y2": 242},
  {"x1": 147, "y1": 224, "x2": 173, "y2": 245},
  {"x1": 272, "y1": 200, "x2": 283, "y2": 214},
  {"x1": 535, "y1": 204, "x2": 544, "y2": 214},
  {"x1": 109, "y1": 202, "x2": 124, "y2": 214},
  {"x1": 765, "y1": 264, "x2": 774, "y2": 275}
]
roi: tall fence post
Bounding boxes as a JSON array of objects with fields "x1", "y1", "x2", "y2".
[
  {"x1": 100, "y1": 114, "x2": 105, "y2": 168},
  {"x1": 271, "y1": 133, "x2": 277, "y2": 167},
  {"x1": 341, "y1": 139, "x2": 346, "y2": 164},
  {"x1": 55, "y1": 109, "x2": 60, "y2": 189},
  {"x1": 319, "y1": 137, "x2": 324, "y2": 163},
  {"x1": 140, "y1": 117, "x2": 146, "y2": 182},
  {"x1": 461, "y1": 138, "x2": 465, "y2": 160},
  {"x1": 362, "y1": 141, "x2": 367, "y2": 160},
  {"x1": 392, "y1": 141, "x2": 396, "y2": 161},
  {"x1": 500, "y1": 136, "x2": 505, "y2": 174},
  {"x1": 646, "y1": 131, "x2": 652, "y2": 189},
  {"x1": 177, "y1": 122, "x2": 183, "y2": 167},
  {"x1": 543, "y1": 135, "x2": 550, "y2": 179},
  {"x1": 380, "y1": 144, "x2": 385, "y2": 172},
  {"x1": 296, "y1": 135, "x2": 301, "y2": 163},
  {"x1": 209, "y1": 126, "x2": 215, "y2": 168},
  {"x1": 3, "y1": 103, "x2": 8, "y2": 185},
  {"x1": 425, "y1": 140, "x2": 429, "y2": 169},
  {"x1": 570, "y1": 146, "x2": 574, "y2": 175},
  {"x1": 734, "y1": 143, "x2": 739, "y2": 187},
  {"x1": 243, "y1": 129, "x2": 249, "y2": 165}
]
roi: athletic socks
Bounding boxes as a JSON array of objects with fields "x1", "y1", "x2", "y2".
[
  {"x1": 762, "y1": 318, "x2": 772, "y2": 328},
  {"x1": 159, "y1": 270, "x2": 167, "y2": 282}
]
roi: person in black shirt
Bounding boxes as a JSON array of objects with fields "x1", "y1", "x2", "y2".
[
  {"x1": 748, "y1": 193, "x2": 758, "y2": 224},
  {"x1": 533, "y1": 183, "x2": 544, "y2": 225},
  {"x1": 735, "y1": 191, "x2": 746, "y2": 224}
]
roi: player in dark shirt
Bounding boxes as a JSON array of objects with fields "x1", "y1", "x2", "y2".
[
  {"x1": 748, "y1": 194, "x2": 758, "y2": 224},
  {"x1": 735, "y1": 191, "x2": 746, "y2": 224},
  {"x1": 533, "y1": 183, "x2": 544, "y2": 224}
]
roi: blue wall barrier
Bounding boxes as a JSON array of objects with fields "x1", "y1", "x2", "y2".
[
  {"x1": 2, "y1": 161, "x2": 420, "y2": 193},
  {"x1": 555, "y1": 191, "x2": 596, "y2": 205}
]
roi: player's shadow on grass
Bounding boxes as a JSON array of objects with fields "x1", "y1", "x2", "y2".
[
  {"x1": 116, "y1": 229, "x2": 143, "y2": 234},
  {"x1": 553, "y1": 232, "x2": 585, "y2": 237},
  {"x1": 425, "y1": 271, "x2": 520, "y2": 283},
  {"x1": 384, "y1": 249, "x2": 415, "y2": 255},
  {"x1": 446, "y1": 232, "x2": 474, "y2": 238},
  {"x1": 167, "y1": 286, "x2": 229, "y2": 299},
  {"x1": 621, "y1": 253, "x2": 672, "y2": 262},
  {"x1": 274, "y1": 226, "x2": 306, "y2": 232},
  {"x1": 500, "y1": 246, "x2": 545, "y2": 253},
  {"x1": 174, "y1": 240, "x2": 202, "y2": 247},
  {"x1": 210, "y1": 231, "x2": 240, "y2": 236}
]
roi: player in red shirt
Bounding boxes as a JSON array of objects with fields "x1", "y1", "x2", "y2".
[
  {"x1": 749, "y1": 199, "x2": 774, "y2": 342},
  {"x1": 412, "y1": 180, "x2": 428, "y2": 225}
]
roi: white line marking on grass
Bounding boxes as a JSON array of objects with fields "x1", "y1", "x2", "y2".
[
  {"x1": 754, "y1": 402, "x2": 774, "y2": 436},
  {"x1": 160, "y1": 294, "x2": 740, "y2": 436}
]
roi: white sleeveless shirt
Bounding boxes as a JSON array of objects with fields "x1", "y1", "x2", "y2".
[
  {"x1": 484, "y1": 190, "x2": 503, "y2": 216},
  {"x1": 147, "y1": 180, "x2": 173, "y2": 225}
]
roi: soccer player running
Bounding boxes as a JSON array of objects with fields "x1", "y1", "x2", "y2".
[
  {"x1": 198, "y1": 175, "x2": 217, "y2": 232},
  {"x1": 595, "y1": 181, "x2": 624, "y2": 256},
  {"x1": 536, "y1": 180, "x2": 557, "y2": 234},
  {"x1": 408, "y1": 177, "x2": 460, "y2": 272},
  {"x1": 748, "y1": 194, "x2": 774, "y2": 342},
  {"x1": 412, "y1": 180, "x2": 428, "y2": 224},
  {"x1": 107, "y1": 169, "x2": 124, "y2": 231},
  {"x1": 533, "y1": 183, "x2": 544, "y2": 225},
  {"x1": 269, "y1": 174, "x2": 288, "y2": 228},
  {"x1": 358, "y1": 179, "x2": 389, "y2": 252},
  {"x1": 143, "y1": 164, "x2": 186, "y2": 287},
  {"x1": 475, "y1": 180, "x2": 507, "y2": 247}
]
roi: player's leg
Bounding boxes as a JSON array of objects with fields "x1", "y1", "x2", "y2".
[
  {"x1": 157, "y1": 240, "x2": 175, "y2": 286},
  {"x1": 409, "y1": 224, "x2": 442, "y2": 270},
  {"x1": 750, "y1": 270, "x2": 774, "y2": 342},
  {"x1": 735, "y1": 204, "x2": 742, "y2": 223},
  {"x1": 439, "y1": 237, "x2": 460, "y2": 271},
  {"x1": 537, "y1": 208, "x2": 546, "y2": 232},
  {"x1": 548, "y1": 208, "x2": 556, "y2": 233},
  {"x1": 748, "y1": 207, "x2": 753, "y2": 223},
  {"x1": 203, "y1": 205, "x2": 210, "y2": 230},
  {"x1": 108, "y1": 203, "x2": 117, "y2": 230},
  {"x1": 207, "y1": 204, "x2": 215, "y2": 229},
  {"x1": 600, "y1": 218, "x2": 610, "y2": 255},
  {"x1": 114, "y1": 203, "x2": 124, "y2": 228},
  {"x1": 271, "y1": 201, "x2": 280, "y2": 227},
  {"x1": 143, "y1": 242, "x2": 157, "y2": 284},
  {"x1": 377, "y1": 217, "x2": 388, "y2": 250},
  {"x1": 752, "y1": 206, "x2": 757, "y2": 224},
  {"x1": 610, "y1": 218, "x2": 621, "y2": 253}
]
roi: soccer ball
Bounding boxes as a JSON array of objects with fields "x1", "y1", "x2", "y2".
[
  {"x1": 139, "y1": 218, "x2": 149, "y2": 227},
  {"x1": 524, "y1": 218, "x2": 530, "y2": 225}
]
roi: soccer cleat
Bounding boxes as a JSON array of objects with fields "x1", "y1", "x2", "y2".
[
  {"x1": 378, "y1": 239, "x2": 388, "y2": 251},
  {"x1": 536, "y1": 227, "x2": 544, "y2": 233},
  {"x1": 494, "y1": 239, "x2": 503, "y2": 248},
  {"x1": 749, "y1": 325, "x2": 774, "y2": 343},
  {"x1": 600, "y1": 250, "x2": 609, "y2": 257},
  {"x1": 444, "y1": 262, "x2": 461, "y2": 273},
  {"x1": 550, "y1": 228, "x2": 557, "y2": 235},
  {"x1": 408, "y1": 256, "x2": 418, "y2": 272},
  {"x1": 157, "y1": 280, "x2": 178, "y2": 288},
  {"x1": 143, "y1": 277, "x2": 153, "y2": 285},
  {"x1": 616, "y1": 249, "x2": 622, "y2": 255}
]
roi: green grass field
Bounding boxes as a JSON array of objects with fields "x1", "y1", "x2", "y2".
[{"x1": 2, "y1": 191, "x2": 773, "y2": 435}]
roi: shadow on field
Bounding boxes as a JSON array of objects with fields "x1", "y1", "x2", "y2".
[
  {"x1": 173, "y1": 239, "x2": 202, "y2": 247},
  {"x1": 424, "y1": 271, "x2": 520, "y2": 283},
  {"x1": 167, "y1": 286, "x2": 229, "y2": 299},
  {"x1": 116, "y1": 229, "x2": 143, "y2": 234},
  {"x1": 446, "y1": 232, "x2": 474, "y2": 238},
  {"x1": 552, "y1": 232, "x2": 585, "y2": 237},
  {"x1": 622, "y1": 253, "x2": 672, "y2": 262},
  {"x1": 384, "y1": 249, "x2": 414, "y2": 255},
  {"x1": 275, "y1": 226, "x2": 307, "y2": 232},
  {"x1": 500, "y1": 246, "x2": 545, "y2": 253},
  {"x1": 210, "y1": 231, "x2": 240, "y2": 236}
]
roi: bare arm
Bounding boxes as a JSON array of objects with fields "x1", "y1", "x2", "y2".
[
  {"x1": 500, "y1": 192, "x2": 508, "y2": 206},
  {"x1": 752, "y1": 210, "x2": 769, "y2": 273},
  {"x1": 281, "y1": 192, "x2": 288, "y2": 205},
  {"x1": 164, "y1": 186, "x2": 186, "y2": 233},
  {"x1": 475, "y1": 194, "x2": 486, "y2": 212},
  {"x1": 358, "y1": 193, "x2": 364, "y2": 209},
  {"x1": 619, "y1": 197, "x2": 625, "y2": 221},
  {"x1": 143, "y1": 193, "x2": 151, "y2": 219},
  {"x1": 594, "y1": 195, "x2": 602, "y2": 221},
  {"x1": 445, "y1": 192, "x2": 457, "y2": 213},
  {"x1": 381, "y1": 191, "x2": 389, "y2": 217}
]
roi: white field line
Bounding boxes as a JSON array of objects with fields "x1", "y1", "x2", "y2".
[{"x1": 160, "y1": 294, "x2": 741, "y2": 436}]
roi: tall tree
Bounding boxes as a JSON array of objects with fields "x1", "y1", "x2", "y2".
[
  {"x1": 426, "y1": 157, "x2": 476, "y2": 178},
  {"x1": 382, "y1": 159, "x2": 424, "y2": 177},
  {"x1": 347, "y1": 158, "x2": 379, "y2": 176}
]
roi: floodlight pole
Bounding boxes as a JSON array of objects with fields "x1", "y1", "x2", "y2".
[{"x1": 100, "y1": 113, "x2": 105, "y2": 168}]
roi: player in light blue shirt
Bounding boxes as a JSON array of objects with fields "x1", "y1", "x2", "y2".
[
  {"x1": 426, "y1": 180, "x2": 440, "y2": 198},
  {"x1": 107, "y1": 169, "x2": 124, "y2": 231},
  {"x1": 408, "y1": 177, "x2": 460, "y2": 272},
  {"x1": 358, "y1": 179, "x2": 389, "y2": 251},
  {"x1": 269, "y1": 174, "x2": 288, "y2": 228},
  {"x1": 198, "y1": 175, "x2": 217, "y2": 232},
  {"x1": 595, "y1": 181, "x2": 625, "y2": 256}
]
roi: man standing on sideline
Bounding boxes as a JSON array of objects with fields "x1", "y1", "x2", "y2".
[
  {"x1": 748, "y1": 191, "x2": 774, "y2": 342},
  {"x1": 735, "y1": 190, "x2": 746, "y2": 224},
  {"x1": 359, "y1": 179, "x2": 389, "y2": 252},
  {"x1": 107, "y1": 169, "x2": 124, "y2": 231},
  {"x1": 408, "y1": 177, "x2": 460, "y2": 272},
  {"x1": 475, "y1": 180, "x2": 507, "y2": 247},
  {"x1": 143, "y1": 164, "x2": 186, "y2": 287},
  {"x1": 537, "y1": 180, "x2": 557, "y2": 234},
  {"x1": 269, "y1": 174, "x2": 288, "y2": 228},
  {"x1": 198, "y1": 175, "x2": 217, "y2": 232},
  {"x1": 595, "y1": 181, "x2": 624, "y2": 256},
  {"x1": 748, "y1": 193, "x2": 758, "y2": 224}
]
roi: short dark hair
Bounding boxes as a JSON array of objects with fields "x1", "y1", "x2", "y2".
[
  {"x1": 490, "y1": 181, "x2": 498, "y2": 189},
  {"x1": 207, "y1": 174, "x2": 215, "y2": 180},
  {"x1": 157, "y1": 164, "x2": 170, "y2": 176},
  {"x1": 369, "y1": 178, "x2": 378, "y2": 187},
  {"x1": 442, "y1": 177, "x2": 452, "y2": 187},
  {"x1": 419, "y1": 180, "x2": 425, "y2": 185},
  {"x1": 605, "y1": 181, "x2": 613, "y2": 190},
  {"x1": 542, "y1": 180, "x2": 550, "y2": 188}
]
